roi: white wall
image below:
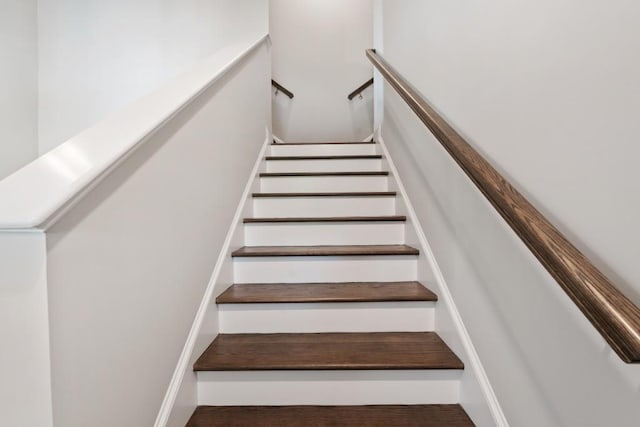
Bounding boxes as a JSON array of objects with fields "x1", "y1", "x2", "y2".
[
  {"x1": 0, "y1": 231, "x2": 52, "y2": 427},
  {"x1": 271, "y1": 0, "x2": 373, "y2": 142},
  {"x1": 38, "y1": 0, "x2": 269, "y2": 154},
  {"x1": 0, "y1": 0, "x2": 38, "y2": 179},
  {"x1": 379, "y1": 0, "x2": 640, "y2": 425}
]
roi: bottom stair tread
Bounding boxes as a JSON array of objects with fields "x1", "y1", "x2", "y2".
[{"x1": 186, "y1": 405, "x2": 474, "y2": 426}]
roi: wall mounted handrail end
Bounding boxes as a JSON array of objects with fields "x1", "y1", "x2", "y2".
[
  {"x1": 271, "y1": 79, "x2": 294, "y2": 99},
  {"x1": 348, "y1": 77, "x2": 374, "y2": 100}
]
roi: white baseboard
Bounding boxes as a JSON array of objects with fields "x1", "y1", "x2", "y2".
[
  {"x1": 376, "y1": 130, "x2": 508, "y2": 427},
  {"x1": 154, "y1": 129, "x2": 272, "y2": 427}
]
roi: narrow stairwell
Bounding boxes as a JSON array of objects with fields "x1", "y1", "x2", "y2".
[{"x1": 186, "y1": 140, "x2": 474, "y2": 426}]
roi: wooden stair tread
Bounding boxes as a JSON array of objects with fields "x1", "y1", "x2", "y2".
[
  {"x1": 260, "y1": 171, "x2": 389, "y2": 177},
  {"x1": 243, "y1": 215, "x2": 406, "y2": 223},
  {"x1": 187, "y1": 405, "x2": 474, "y2": 426},
  {"x1": 217, "y1": 282, "x2": 437, "y2": 304},
  {"x1": 272, "y1": 141, "x2": 376, "y2": 145},
  {"x1": 266, "y1": 155, "x2": 382, "y2": 160},
  {"x1": 253, "y1": 191, "x2": 396, "y2": 198},
  {"x1": 194, "y1": 332, "x2": 464, "y2": 371},
  {"x1": 232, "y1": 245, "x2": 419, "y2": 257}
]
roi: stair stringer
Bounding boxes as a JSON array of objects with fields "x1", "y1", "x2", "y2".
[
  {"x1": 378, "y1": 132, "x2": 509, "y2": 427},
  {"x1": 155, "y1": 130, "x2": 271, "y2": 427}
]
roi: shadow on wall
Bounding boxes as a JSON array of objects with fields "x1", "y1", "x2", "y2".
[
  {"x1": 384, "y1": 105, "x2": 562, "y2": 426},
  {"x1": 348, "y1": 92, "x2": 374, "y2": 139},
  {"x1": 272, "y1": 87, "x2": 294, "y2": 140}
]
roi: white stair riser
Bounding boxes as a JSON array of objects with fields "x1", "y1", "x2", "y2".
[
  {"x1": 260, "y1": 175, "x2": 388, "y2": 192},
  {"x1": 270, "y1": 144, "x2": 377, "y2": 156},
  {"x1": 219, "y1": 302, "x2": 435, "y2": 333},
  {"x1": 244, "y1": 222, "x2": 405, "y2": 246},
  {"x1": 253, "y1": 196, "x2": 396, "y2": 217},
  {"x1": 233, "y1": 256, "x2": 417, "y2": 283},
  {"x1": 197, "y1": 370, "x2": 461, "y2": 405},
  {"x1": 266, "y1": 159, "x2": 382, "y2": 173}
]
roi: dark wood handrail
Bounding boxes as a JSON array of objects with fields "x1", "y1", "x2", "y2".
[
  {"x1": 348, "y1": 78, "x2": 374, "y2": 100},
  {"x1": 271, "y1": 79, "x2": 294, "y2": 99},
  {"x1": 366, "y1": 48, "x2": 640, "y2": 363}
]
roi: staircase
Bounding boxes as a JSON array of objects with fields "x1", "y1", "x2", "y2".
[{"x1": 186, "y1": 141, "x2": 474, "y2": 426}]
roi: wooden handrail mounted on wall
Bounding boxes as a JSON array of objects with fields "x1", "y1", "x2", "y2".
[
  {"x1": 366, "y1": 48, "x2": 640, "y2": 363},
  {"x1": 271, "y1": 79, "x2": 294, "y2": 99},
  {"x1": 348, "y1": 78, "x2": 374, "y2": 100}
]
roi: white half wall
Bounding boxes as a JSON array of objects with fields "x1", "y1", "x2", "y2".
[
  {"x1": 41, "y1": 41, "x2": 270, "y2": 427},
  {"x1": 379, "y1": 1, "x2": 640, "y2": 426},
  {"x1": 270, "y1": 0, "x2": 374, "y2": 142},
  {"x1": 38, "y1": 0, "x2": 269, "y2": 154},
  {"x1": 0, "y1": 0, "x2": 38, "y2": 180}
]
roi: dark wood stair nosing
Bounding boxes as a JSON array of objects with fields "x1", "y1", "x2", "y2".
[
  {"x1": 265, "y1": 155, "x2": 382, "y2": 161},
  {"x1": 187, "y1": 404, "x2": 474, "y2": 427},
  {"x1": 193, "y1": 332, "x2": 464, "y2": 372},
  {"x1": 252, "y1": 191, "x2": 396, "y2": 198},
  {"x1": 243, "y1": 215, "x2": 407, "y2": 224},
  {"x1": 260, "y1": 171, "x2": 389, "y2": 177},
  {"x1": 272, "y1": 141, "x2": 376, "y2": 145},
  {"x1": 216, "y1": 281, "x2": 438, "y2": 304},
  {"x1": 231, "y1": 244, "x2": 420, "y2": 258}
]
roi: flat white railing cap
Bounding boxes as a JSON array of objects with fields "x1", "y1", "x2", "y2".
[{"x1": 0, "y1": 34, "x2": 269, "y2": 230}]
